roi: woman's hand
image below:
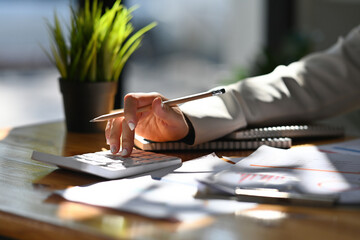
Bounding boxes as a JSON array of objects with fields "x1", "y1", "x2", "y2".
[{"x1": 105, "y1": 92, "x2": 189, "y2": 157}]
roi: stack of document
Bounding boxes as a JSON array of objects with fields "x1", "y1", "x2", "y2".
[
  {"x1": 56, "y1": 138, "x2": 360, "y2": 221},
  {"x1": 199, "y1": 139, "x2": 360, "y2": 205},
  {"x1": 56, "y1": 153, "x2": 256, "y2": 222}
]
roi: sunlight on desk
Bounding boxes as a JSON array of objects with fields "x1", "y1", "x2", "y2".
[
  {"x1": 56, "y1": 201, "x2": 104, "y2": 221},
  {"x1": 239, "y1": 209, "x2": 287, "y2": 221},
  {"x1": 0, "y1": 127, "x2": 10, "y2": 140},
  {"x1": 1, "y1": 122, "x2": 360, "y2": 240}
]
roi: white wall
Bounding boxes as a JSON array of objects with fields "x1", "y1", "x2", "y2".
[
  {"x1": 221, "y1": 0, "x2": 265, "y2": 70},
  {"x1": 128, "y1": 0, "x2": 265, "y2": 66},
  {"x1": 0, "y1": 0, "x2": 265, "y2": 71},
  {"x1": 0, "y1": 0, "x2": 75, "y2": 68}
]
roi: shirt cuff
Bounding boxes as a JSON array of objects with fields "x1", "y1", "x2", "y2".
[{"x1": 180, "y1": 114, "x2": 195, "y2": 145}]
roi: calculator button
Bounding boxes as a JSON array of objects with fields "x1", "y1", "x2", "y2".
[{"x1": 71, "y1": 150, "x2": 181, "y2": 174}]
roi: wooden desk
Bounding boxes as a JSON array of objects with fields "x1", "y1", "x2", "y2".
[{"x1": 0, "y1": 121, "x2": 359, "y2": 240}]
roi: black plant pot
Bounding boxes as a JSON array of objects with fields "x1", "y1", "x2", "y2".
[{"x1": 59, "y1": 79, "x2": 118, "y2": 133}]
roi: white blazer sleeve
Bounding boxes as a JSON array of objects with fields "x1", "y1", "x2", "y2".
[{"x1": 180, "y1": 25, "x2": 360, "y2": 145}]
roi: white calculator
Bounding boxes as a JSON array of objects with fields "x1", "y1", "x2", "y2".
[{"x1": 31, "y1": 149, "x2": 182, "y2": 179}]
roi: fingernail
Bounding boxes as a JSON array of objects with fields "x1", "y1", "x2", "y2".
[
  {"x1": 106, "y1": 138, "x2": 110, "y2": 145},
  {"x1": 160, "y1": 99, "x2": 164, "y2": 108},
  {"x1": 110, "y1": 145, "x2": 117, "y2": 154},
  {"x1": 128, "y1": 121, "x2": 135, "y2": 131},
  {"x1": 121, "y1": 148, "x2": 128, "y2": 156}
]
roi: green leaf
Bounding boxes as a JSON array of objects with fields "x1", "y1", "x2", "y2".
[
  {"x1": 113, "y1": 38, "x2": 142, "y2": 80},
  {"x1": 119, "y1": 22, "x2": 157, "y2": 59},
  {"x1": 43, "y1": 0, "x2": 156, "y2": 82},
  {"x1": 50, "y1": 44, "x2": 67, "y2": 78}
]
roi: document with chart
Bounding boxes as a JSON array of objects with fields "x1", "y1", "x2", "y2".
[{"x1": 200, "y1": 142, "x2": 360, "y2": 205}]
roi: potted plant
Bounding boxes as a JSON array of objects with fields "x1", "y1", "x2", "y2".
[{"x1": 44, "y1": 0, "x2": 156, "y2": 132}]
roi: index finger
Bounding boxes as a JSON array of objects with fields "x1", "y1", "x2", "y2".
[
  {"x1": 123, "y1": 92, "x2": 166, "y2": 129},
  {"x1": 123, "y1": 94, "x2": 139, "y2": 131}
]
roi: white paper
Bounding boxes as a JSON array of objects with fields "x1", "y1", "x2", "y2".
[
  {"x1": 318, "y1": 138, "x2": 360, "y2": 156},
  {"x1": 57, "y1": 153, "x2": 256, "y2": 221},
  {"x1": 219, "y1": 145, "x2": 360, "y2": 204},
  {"x1": 155, "y1": 152, "x2": 238, "y2": 187}
]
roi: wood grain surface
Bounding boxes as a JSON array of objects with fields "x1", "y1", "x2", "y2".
[{"x1": 0, "y1": 122, "x2": 359, "y2": 240}]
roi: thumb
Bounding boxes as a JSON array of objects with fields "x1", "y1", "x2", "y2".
[
  {"x1": 152, "y1": 97, "x2": 168, "y2": 118},
  {"x1": 152, "y1": 97, "x2": 183, "y2": 121},
  {"x1": 152, "y1": 96, "x2": 189, "y2": 140}
]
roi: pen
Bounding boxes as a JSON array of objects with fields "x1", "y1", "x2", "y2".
[{"x1": 90, "y1": 88, "x2": 226, "y2": 122}]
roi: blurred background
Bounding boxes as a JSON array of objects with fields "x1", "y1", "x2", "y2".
[{"x1": 0, "y1": 0, "x2": 360, "y2": 134}]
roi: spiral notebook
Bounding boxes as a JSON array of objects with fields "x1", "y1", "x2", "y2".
[
  {"x1": 224, "y1": 124, "x2": 344, "y2": 140},
  {"x1": 134, "y1": 135, "x2": 292, "y2": 151},
  {"x1": 134, "y1": 124, "x2": 344, "y2": 151}
]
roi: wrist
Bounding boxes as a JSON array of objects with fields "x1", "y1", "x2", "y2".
[{"x1": 180, "y1": 115, "x2": 195, "y2": 145}]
